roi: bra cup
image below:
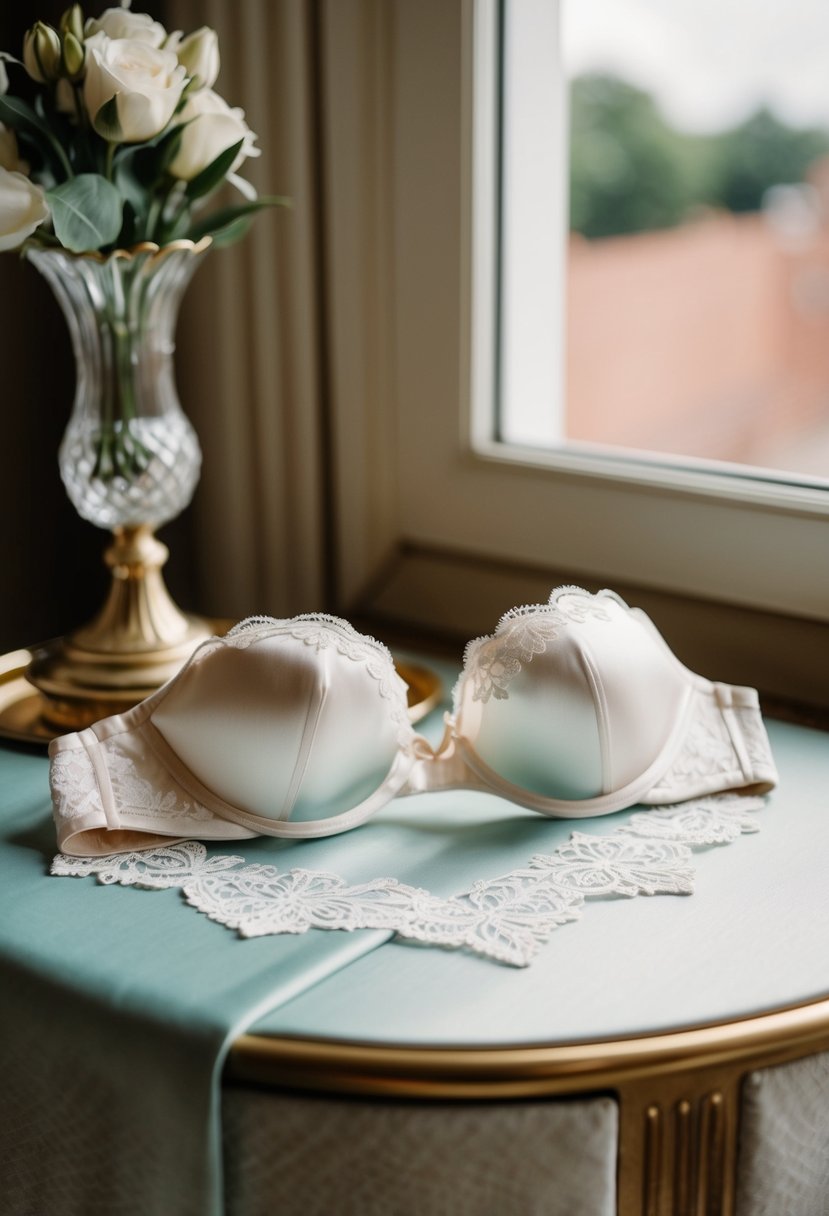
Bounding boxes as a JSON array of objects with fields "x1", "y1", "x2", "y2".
[
  {"x1": 574, "y1": 605, "x2": 692, "y2": 790},
  {"x1": 287, "y1": 656, "x2": 403, "y2": 822},
  {"x1": 151, "y1": 635, "x2": 401, "y2": 822},
  {"x1": 455, "y1": 594, "x2": 698, "y2": 802},
  {"x1": 469, "y1": 645, "x2": 604, "y2": 800}
]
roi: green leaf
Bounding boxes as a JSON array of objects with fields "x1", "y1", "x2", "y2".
[
  {"x1": 186, "y1": 195, "x2": 290, "y2": 243},
  {"x1": 114, "y1": 158, "x2": 148, "y2": 219},
  {"x1": 206, "y1": 215, "x2": 252, "y2": 248},
  {"x1": 0, "y1": 93, "x2": 54, "y2": 153},
  {"x1": 133, "y1": 124, "x2": 187, "y2": 187},
  {"x1": 8, "y1": 124, "x2": 53, "y2": 171},
  {"x1": 124, "y1": 118, "x2": 191, "y2": 154},
  {"x1": 159, "y1": 128, "x2": 190, "y2": 177},
  {"x1": 46, "y1": 173, "x2": 123, "y2": 252},
  {"x1": 0, "y1": 92, "x2": 73, "y2": 178},
  {"x1": 118, "y1": 121, "x2": 188, "y2": 188},
  {"x1": 184, "y1": 138, "x2": 244, "y2": 201},
  {"x1": 145, "y1": 122, "x2": 187, "y2": 178},
  {"x1": 160, "y1": 209, "x2": 191, "y2": 243}
]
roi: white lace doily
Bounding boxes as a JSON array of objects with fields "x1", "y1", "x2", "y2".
[{"x1": 51, "y1": 794, "x2": 764, "y2": 967}]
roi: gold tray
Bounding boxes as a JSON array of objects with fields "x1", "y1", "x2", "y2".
[
  {"x1": 0, "y1": 647, "x2": 443, "y2": 747},
  {"x1": 0, "y1": 649, "x2": 51, "y2": 744}
]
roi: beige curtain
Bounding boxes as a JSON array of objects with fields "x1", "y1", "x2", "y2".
[{"x1": 165, "y1": 0, "x2": 326, "y2": 620}]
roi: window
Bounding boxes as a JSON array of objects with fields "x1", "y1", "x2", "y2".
[
  {"x1": 236, "y1": 0, "x2": 828, "y2": 702},
  {"x1": 500, "y1": 0, "x2": 829, "y2": 488}
]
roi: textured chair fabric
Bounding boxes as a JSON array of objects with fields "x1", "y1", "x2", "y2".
[
  {"x1": 737, "y1": 1050, "x2": 829, "y2": 1216},
  {"x1": 223, "y1": 1087, "x2": 618, "y2": 1216}
]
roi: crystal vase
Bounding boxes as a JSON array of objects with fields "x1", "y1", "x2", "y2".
[{"x1": 25, "y1": 240, "x2": 214, "y2": 731}]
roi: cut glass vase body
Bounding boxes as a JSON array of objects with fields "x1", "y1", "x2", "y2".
[{"x1": 27, "y1": 242, "x2": 205, "y2": 530}]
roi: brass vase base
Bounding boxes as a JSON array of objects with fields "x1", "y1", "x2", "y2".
[{"x1": 27, "y1": 524, "x2": 214, "y2": 732}]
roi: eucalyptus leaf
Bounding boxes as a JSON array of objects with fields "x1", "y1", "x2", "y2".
[
  {"x1": 187, "y1": 195, "x2": 290, "y2": 243},
  {"x1": 46, "y1": 174, "x2": 123, "y2": 252},
  {"x1": 184, "y1": 138, "x2": 244, "y2": 201}
]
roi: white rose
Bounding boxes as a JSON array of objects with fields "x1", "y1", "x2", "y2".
[
  {"x1": 168, "y1": 88, "x2": 260, "y2": 181},
  {"x1": 0, "y1": 168, "x2": 49, "y2": 251},
  {"x1": 84, "y1": 38, "x2": 186, "y2": 143},
  {"x1": 85, "y1": 7, "x2": 167, "y2": 47},
  {"x1": 176, "y1": 27, "x2": 220, "y2": 90}
]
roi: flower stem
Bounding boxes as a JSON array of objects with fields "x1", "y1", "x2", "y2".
[
  {"x1": 158, "y1": 189, "x2": 190, "y2": 244},
  {"x1": 144, "y1": 194, "x2": 163, "y2": 243},
  {"x1": 91, "y1": 261, "x2": 152, "y2": 484},
  {"x1": 48, "y1": 131, "x2": 74, "y2": 180},
  {"x1": 71, "y1": 83, "x2": 88, "y2": 129}
]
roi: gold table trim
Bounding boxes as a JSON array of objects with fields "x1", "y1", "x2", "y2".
[{"x1": 228, "y1": 995, "x2": 829, "y2": 1216}]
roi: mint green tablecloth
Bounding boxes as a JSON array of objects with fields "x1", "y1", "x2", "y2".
[
  {"x1": 1, "y1": 692, "x2": 828, "y2": 1216},
  {"x1": 0, "y1": 742, "x2": 399, "y2": 1216}
]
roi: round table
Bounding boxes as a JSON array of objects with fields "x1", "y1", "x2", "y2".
[{"x1": 225, "y1": 715, "x2": 829, "y2": 1216}]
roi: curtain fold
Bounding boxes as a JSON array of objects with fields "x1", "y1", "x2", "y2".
[{"x1": 165, "y1": 0, "x2": 326, "y2": 620}]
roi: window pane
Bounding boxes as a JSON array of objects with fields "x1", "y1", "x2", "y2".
[
  {"x1": 501, "y1": 0, "x2": 829, "y2": 484},
  {"x1": 566, "y1": 0, "x2": 829, "y2": 481}
]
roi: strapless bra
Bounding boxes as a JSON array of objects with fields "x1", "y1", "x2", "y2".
[{"x1": 49, "y1": 587, "x2": 778, "y2": 856}]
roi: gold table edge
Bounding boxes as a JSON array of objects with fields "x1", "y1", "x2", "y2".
[{"x1": 227, "y1": 993, "x2": 829, "y2": 1098}]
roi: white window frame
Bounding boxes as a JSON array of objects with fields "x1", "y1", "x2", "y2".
[{"x1": 319, "y1": 0, "x2": 829, "y2": 702}]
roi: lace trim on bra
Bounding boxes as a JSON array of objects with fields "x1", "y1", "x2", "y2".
[
  {"x1": 50, "y1": 749, "x2": 99, "y2": 824},
  {"x1": 51, "y1": 793, "x2": 766, "y2": 968},
  {"x1": 454, "y1": 586, "x2": 620, "y2": 708},
  {"x1": 225, "y1": 612, "x2": 414, "y2": 743}
]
